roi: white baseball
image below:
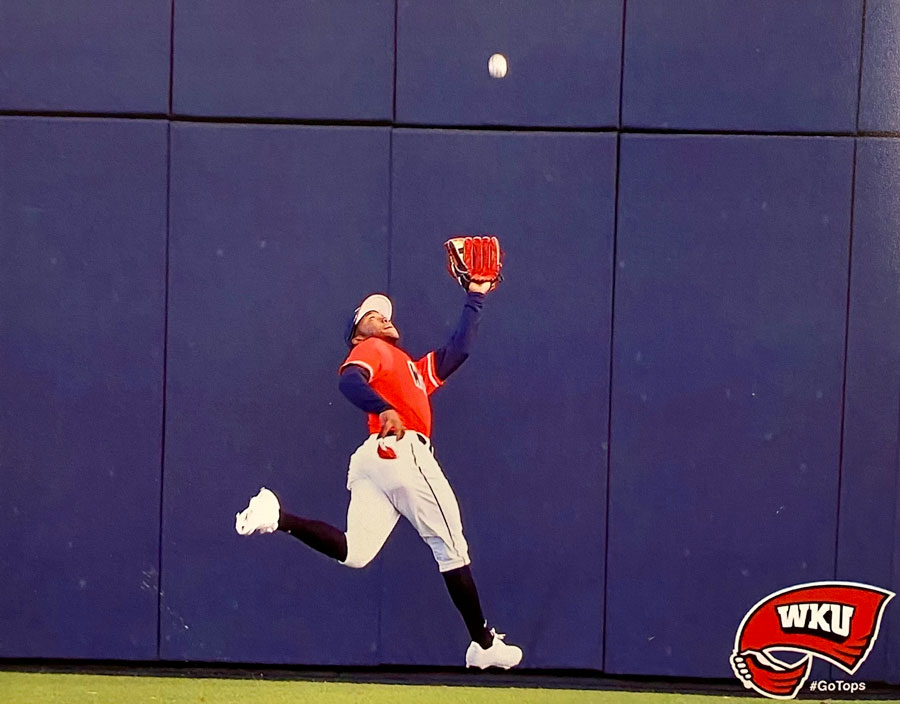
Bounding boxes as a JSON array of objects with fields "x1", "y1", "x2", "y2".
[{"x1": 488, "y1": 53, "x2": 508, "y2": 79}]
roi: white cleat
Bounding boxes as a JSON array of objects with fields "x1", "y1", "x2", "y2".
[
  {"x1": 465, "y1": 629, "x2": 523, "y2": 670},
  {"x1": 235, "y1": 487, "x2": 280, "y2": 536}
]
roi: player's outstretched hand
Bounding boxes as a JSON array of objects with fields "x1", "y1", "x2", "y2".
[
  {"x1": 468, "y1": 281, "x2": 492, "y2": 295},
  {"x1": 378, "y1": 409, "x2": 406, "y2": 439}
]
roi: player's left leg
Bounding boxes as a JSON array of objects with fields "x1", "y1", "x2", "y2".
[
  {"x1": 394, "y1": 438, "x2": 523, "y2": 669},
  {"x1": 442, "y1": 564, "x2": 492, "y2": 648}
]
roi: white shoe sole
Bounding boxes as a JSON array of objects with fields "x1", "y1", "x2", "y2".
[{"x1": 466, "y1": 663, "x2": 518, "y2": 670}]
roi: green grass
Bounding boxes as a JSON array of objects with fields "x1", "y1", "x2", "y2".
[
  {"x1": 0, "y1": 672, "x2": 886, "y2": 704},
  {"x1": 0, "y1": 673, "x2": 725, "y2": 704}
]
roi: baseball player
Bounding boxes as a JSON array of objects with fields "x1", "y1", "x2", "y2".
[{"x1": 235, "y1": 237, "x2": 521, "y2": 669}]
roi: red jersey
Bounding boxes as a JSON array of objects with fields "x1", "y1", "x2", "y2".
[{"x1": 339, "y1": 337, "x2": 443, "y2": 436}]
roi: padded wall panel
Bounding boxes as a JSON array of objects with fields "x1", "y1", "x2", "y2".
[
  {"x1": 0, "y1": 2, "x2": 170, "y2": 113},
  {"x1": 172, "y1": 1, "x2": 393, "y2": 120},
  {"x1": 859, "y1": 0, "x2": 900, "y2": 133},
  {"x1": 0, "y1": 118, "x2": 167, "y2": 657},
  {"x1": 162, "y1": 124, "x2": 390, "y2": 663},
  {"x1": 894, "y1": 500, "x2": 900, "y2": 683},
  {"x1": 837, "y1": 138, "x2": 900, "y2": 683},
  {"x1": 622, "y1": 1, "x2": 862, "y2": 132},
  {"x1": 396, "y1": 0, "x2": 622, "y2": 127},
  {"x1": 381, "y1": 129, "x2": 617, "y2": 667},
  {"x1": 607, "y1": 135, "x2": 853, "y2": 676}
]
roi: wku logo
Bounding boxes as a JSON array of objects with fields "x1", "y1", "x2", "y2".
[{"x1": 730, "y1": 582, "x2": 893, "y2": 700}]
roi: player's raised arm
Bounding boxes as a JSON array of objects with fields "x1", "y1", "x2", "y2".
[
  {"x1": 431, "y1": 284, "x2": 489, "y2": 382},
  {"x1": 431, "y1": 235, "x2": 503, "y2": 383}
]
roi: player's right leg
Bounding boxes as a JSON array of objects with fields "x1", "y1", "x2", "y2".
[
  {"x1": 234, "y1": 487, "x2": 348, "y2": 560},
  {"x1": 341, "y1": 477, "x2": 400, "y2": 568},
  {"x1": 234, "y1": 487, "x2": 280, "y2": 535}
]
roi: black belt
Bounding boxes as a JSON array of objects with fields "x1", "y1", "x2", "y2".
[
  {"x1": 415, "y1": 432, "x2": 434, "y2": 454},
  {"x1": 380, "y1": 430, "x2": 433, "y2": 453}
]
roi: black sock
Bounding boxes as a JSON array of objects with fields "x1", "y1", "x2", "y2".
[
  {"x1": 277, "y1": 511, "x2": 348, "y2": 563},
  {"x1": 442, "y1": 565, "x2": 493, "y2": 649}
]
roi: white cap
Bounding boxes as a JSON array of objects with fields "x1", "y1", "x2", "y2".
[
  {"x1": 346, "y1": 293, "x2": 394, "y2": 346},
  {"x1": 353, "y1": 293, "x2": 392, "y2": 326}
]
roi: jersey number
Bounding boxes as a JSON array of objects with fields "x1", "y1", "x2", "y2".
[{"x1": 407, "y1": 360, "x2": 426, "y2": 392}]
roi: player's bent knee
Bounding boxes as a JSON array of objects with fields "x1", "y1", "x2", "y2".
[
  {"x1": 341, "y1": 552, "x2": 374, "y2": 569},
  {"x1": 342, "y1": 535, "x2": 377, "y2": 569}
]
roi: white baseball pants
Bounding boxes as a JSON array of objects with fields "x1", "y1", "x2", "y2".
[{"x1": 342, "y1": 432, "x2": 470, "y2": 572}]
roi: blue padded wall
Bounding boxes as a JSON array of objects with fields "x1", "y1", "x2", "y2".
[
  {"x1": 162, "y1": 124, "x2": 390, "y2": 663},
  {"x1": 894, "y1": 502, "x2": 900, "y2": 684},
  {"x1": 396, "y1": 0, "x2": 622, "y2": 127},
  {"x1": 172, "y1": 1, "x2": 394, "y2": 120},
  {"x1": 381, "y1": 129, "x2": 617, "y2": 667},
  {"x1": 0, "y1": 2, "x2": 170, "y2": 113},
  {"x1": 622, "y1": 1, "x2": 863, "y2": 132},
  {"x1": 606, "y1": 135, "x2": 854, "y2": 676},
  {"x1": 0, "y1": 118, "x2": 167, "y2": 658},
  {"x1": 4, "y1": 0, "x2": 900, "y2": 679},
  {"x1": 859, "y1": 0, "x2": 900, "y2": 132},
  {"x1": 837, "y1": 138, "x2": 900, "y2": 683}
]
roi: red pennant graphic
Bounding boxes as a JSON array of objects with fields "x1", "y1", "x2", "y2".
[{"x1": 730, "y1": 582, "x2": 893, "y2": 700}]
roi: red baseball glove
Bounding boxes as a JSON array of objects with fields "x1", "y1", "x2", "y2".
[{"x1": 444, "y1": 235, "x2": 504, "y2": 291}]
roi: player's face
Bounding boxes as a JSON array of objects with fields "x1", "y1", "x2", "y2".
[{"x1": 355, "y1": 311, "x2": 400, "y2": 343}]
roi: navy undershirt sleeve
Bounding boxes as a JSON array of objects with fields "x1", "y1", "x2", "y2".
[
  {"x1": 339, "y1": 365, "x2": 391, "y2": 414},
  {"x1": 433, "y1": 291, "x2": 485, "y2": 381}
]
